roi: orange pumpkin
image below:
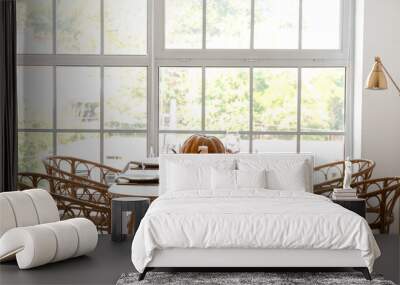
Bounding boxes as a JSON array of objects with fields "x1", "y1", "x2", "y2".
[{"x1": 180, "y1": 135, "x2": 225, "y2": 154}]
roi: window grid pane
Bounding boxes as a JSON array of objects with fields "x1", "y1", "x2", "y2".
[
  {"x1": 104, "y1": 67, "x2": 147, "y2": 130},
  {"x1": 18, "y1": 66, "x2": 53, "y2": 129},
  {"x1": 159, "y1": 67, "x2": 202, "y2": 131},
  {"x1": 253, "y1": 134, "x2": 297, "y2": 153},
  {"x1": 57, "y1": 132, "x2": 100, "y2": 162},
  {"x1": 165, "y1": 0, "x2": 202, "y2": 49},
  {"x1": 17, "y1": 0, "x2": 150, "y2": 172},
  {"x1": 104, "y1": 0, "x2": 147, "y2": 55},
  {"x1": 18, "y1": 132, "x2": 53, "y2": 173},
  {"x1": 104, "y1": 132, "x2": 147, "y2": 168},
  {"x1": 17, "y1": 66, "x2": 148, "y2": 171},
  {"x1": 17, "y1": 0, "x2": 53, "y2": 54},
  {"x1": 301, "y1": 68, "x2": 346, "y2": 132},
  {"x1": 205, "y1": 68, "x2": 250, "y2": 132},
  {"x1": 163, "y1": 0, "x2": 343, "y2": 51},
  {"x1": 300, "y1": 135, "x2": 344, "y2": 165},
  {"x1": 56, "y1": 67, "x2": 101, "y2": 129},
  {"x1": 159, "y1": 66, "x2": 346, "y2": 160},
  {"x1": 253, "y1": 68, "x2": 298, "y2": 131},
  {"x1": 206, "y1": 0, "x2": 251, "y2": 49},
  {"x1": 302, "y1": 0, "x2": 341, "y2": 49},
  {"x1": 254, "y1": 0, "x2": 299, "y2": 49},
  {"x1": 56, "y1": 0, "x2": 101, "y2": 54}
]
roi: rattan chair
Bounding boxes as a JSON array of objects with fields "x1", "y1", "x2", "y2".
[
  {"x1": 313, "y1": 159, "x2": 375, "y2": 196},
  {"x1": 353, "y1": 177, "x2": 400, "y2": 234},
  {"x1": 17, "y1": 172, "x2": 111, "y2": 233},
  {"x1": 43, "y1": 156, "x2": 121, "y2": 187}
]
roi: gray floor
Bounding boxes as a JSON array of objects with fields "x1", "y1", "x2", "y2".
[
  {"x1": 0, "y1": 235, "x2": 399, "y2": 285},
  {"x1": 374, "y1": 235, "x2": 400, "y2": 284},
  {"x1": 0, "y1": 235, "x2": 134, "y2": 285}
]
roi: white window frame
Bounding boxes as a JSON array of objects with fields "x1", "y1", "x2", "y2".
[
  {"x1": 17, "y1": 0, "x2": 153, "y2": 164},
  {"x1": 17, "y1": 0, "x2": 356, "y2": 164},
  {"x1": 153, "y1": 0, "x2": 355, "y2": 158},
  {"x1": 154, "y1": 0, "x2": 352, "y2": 60}
]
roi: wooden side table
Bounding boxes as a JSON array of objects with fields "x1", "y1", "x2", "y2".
[
  {"x1": 332, "y1": 198, "x2": 366, "y2": 218},
  {"x1": 111, "y1": 197, "x2": 150, "y2": 242}
]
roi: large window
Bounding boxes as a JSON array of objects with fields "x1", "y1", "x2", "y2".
[
  {"x1": 161, "y1": 0, "x2": 343, "y2": 51},
  {"x1": 17, "y1": 0, "x2": 353, "y2": 172},
  {"x1": 157, "y1": 0, "x2": 351, "y2": 165},
  {"x1": 158, "y1": 67, "x2": 346, "y2": 164},
  {"x1": 17, "y1": 0, "x2": 148, "y2": 171}
]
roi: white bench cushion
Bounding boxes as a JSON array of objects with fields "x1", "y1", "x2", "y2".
[
  {"x1": 24, "y1": 189, "x2": 60, "y2": 224},
  {"x1": 0, "y1": 196, "x2": 17, "y2": 237},
  {"x1": 0, "y1": 190, "x2": 98, "y2": 269},
  {"x1": 0, "y1": 218, "x2": 98, "y2": 269},
  {"x1": 0, "y1": 189, "x2": 59, "y2": 237}
]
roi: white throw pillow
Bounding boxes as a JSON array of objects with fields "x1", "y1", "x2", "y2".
[
  {"x1": 168, "y1": 163, "x2": 211, "y2": 191},
  {"x1": 167, "y1": 159, "x2": 236, "y2": 192},
  {"x1": 236, "y1": 169, "x2": 267, "y2": 189},
  {"x1": 211, "y1": 169, "x2": 267, "y2": 190},
  {"x1": 237, "y1": 158, "x2": 311, "y2": 192},
  {"x1": 211, "y1": 168, "x2": 237, "y2": 190},
  {"x1": 266, "y1": 161, "x2": 308, "y2": 191}
]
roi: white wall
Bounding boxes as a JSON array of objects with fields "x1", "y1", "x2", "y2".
[{"x1": 355, "y1": 0, "x2": 400, "y2": 233}]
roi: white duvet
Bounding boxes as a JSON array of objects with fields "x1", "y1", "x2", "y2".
[{"x1": 131, "y1": 190, "x2": 380, "y2": 273}]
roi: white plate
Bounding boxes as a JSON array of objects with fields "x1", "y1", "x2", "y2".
[{"x1": 119, "y1": 169, "x2": 159, "y2": 180}]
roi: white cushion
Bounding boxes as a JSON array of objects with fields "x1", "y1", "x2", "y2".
[
  {"x1": 65, "y1": 218, "x2": 98, "y2": 257},
  {"x1": 42, "y1": 221, "x2": 79, "y2": 262},
  {"x1": 266, "y1": 162, "x2": 308, "y2": 192},
  {"x1": 167, "y1": 159, "x2": 235, "y2": 192},
  {"x1": 24, "y1": 189, "x2": 60, "y2": 224},
  {"x1": 0, "y1": 190, "x2": 98, "y2": 269},
  {"x1": 0, "y1": 196, "x2": 17, "y2": 237},
  {"x1": 237, "y1": 169, "x2": 267, "y2": 189},
  {"x1": 160, "y1": 154, "x2": 313, "y2": 194},
  {"x1": 168, "y1": 163, "x2": 211, "y2": 191},
  {"x1": 0, "y1": 218, "x2": 97, "y2": 269},
  {"x1": 0, "y1": 225, "x2": 57, "y2": 269},
  {"x1": 211, "y1": 169, "x2": 268, "y2": 190},
  {"x1": 238, "y1": 158, "x2": 312, "y2": 192},
  {"x1": 0, "y1": 191, "x2": 39, "y2": 227},
  {"x1": 211, "y1": 168, "x2": 237, "y2": 190},
  {"x1": 0, "y1": 189, "x2": 59, "y2": 237}
]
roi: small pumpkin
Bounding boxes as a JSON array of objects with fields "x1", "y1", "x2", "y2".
[{"x1": 180, "y1": 135, "x2": 225, "y2": 154}]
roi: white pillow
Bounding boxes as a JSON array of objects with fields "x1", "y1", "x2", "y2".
[
  {"x1": 237, "y1": 158, "x2": 311, "y2": 192},
  {"x1": 168, "y1": 163, "x2": 210, "y2": 191},
  {"x1": 237, "y1": 169, "x2": 267, "y2": 189},
  {"x1": 167, "y1": 159, "x2": 236, "y2": 192},
  {"x1": 266, "y1": 162, "x2": 308, "y2": 191},
  {"x1": 211, "y1": 168, "x2": 236, "y2": 190},
  {"x1": 211, "y1": 169, "x2": 267, "y2": 190}
]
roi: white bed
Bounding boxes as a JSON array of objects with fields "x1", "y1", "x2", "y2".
[{"x1": 131, "y1": 154, "x2": 380, "y2": 280}]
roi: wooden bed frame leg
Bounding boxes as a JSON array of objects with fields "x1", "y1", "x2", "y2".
[
  {"x1": 354, "y1": 267, "x2": 372, "y2": 280},
  {"x1": 138, "y1": 268, "x2": 148, "y2": 281}
]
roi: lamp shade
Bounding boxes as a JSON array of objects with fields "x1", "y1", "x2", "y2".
[{"x1": 365, "y1": 56, "x2": 388, "y2": 90}]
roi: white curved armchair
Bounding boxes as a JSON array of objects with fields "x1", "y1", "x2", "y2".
[{"x1": 0, "y1": 189, "x2": 98, "y2": 269}]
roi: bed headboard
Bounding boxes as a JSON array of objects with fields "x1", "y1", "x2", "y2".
[{"x1": 159, "y1": 153, "x2": 314, "y2": 194}]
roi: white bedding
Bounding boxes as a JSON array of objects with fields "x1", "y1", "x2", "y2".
[{"x1": 131, "y1": 190, "x2": 380, "y2": 273}]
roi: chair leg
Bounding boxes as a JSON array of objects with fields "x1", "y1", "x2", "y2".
[
  {"x1": 354, "y1": 267, "x2": 372, "y2": 280},
  {"x1": 138, "y1": 268, "x2": 148, "y2": 281}
]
